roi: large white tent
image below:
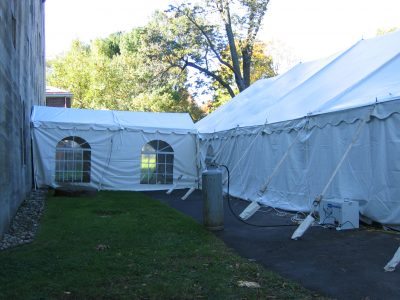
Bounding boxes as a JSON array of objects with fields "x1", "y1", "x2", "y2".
[
  {"x1": 32, "y1": 106, "x2": 198, "y2": 191},
  {"x1": 196, "y1": 30, "x2": 400, "y2": 225}
]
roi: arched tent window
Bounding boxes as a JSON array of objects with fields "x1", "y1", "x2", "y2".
[
  {"x1": 141, "y1": 140, "x2": 174, "y2": 184},
  {"x1": 55, "y1": 136, "x2": 91, "y2": 183}
]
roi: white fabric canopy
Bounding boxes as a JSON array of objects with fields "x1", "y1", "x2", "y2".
[
  {"x1": 197, "y1": 30, "x2": 400, "y2": 133},
  {"x1": 32, "y1": 106, "x2": 197, "y2": 134},
  {"x1": 32, "y1": 106, "x2": 198, "y2": 191},
  {"x1": 196, "y1": 31, "x2": 400, "y2": 225}
]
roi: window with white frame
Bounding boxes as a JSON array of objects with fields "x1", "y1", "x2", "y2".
[
  {"x1": 140, "y1": 140, "x2": 174, "y2": 184},
  {"x1": 55, "y1": 136, "x2": 91, "y2": 183}
]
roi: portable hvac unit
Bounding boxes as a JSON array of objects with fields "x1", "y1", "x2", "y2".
[{"x1": 318, "y1": 199, "x2": 359, "y2": 230}]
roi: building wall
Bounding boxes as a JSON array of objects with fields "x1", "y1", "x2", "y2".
[
  {"x1": 0, "y1": 0, "x2": 45, "y2": 237},
  {"x1": 46, "y1": 96, "x2": 72, "y2": 108}
]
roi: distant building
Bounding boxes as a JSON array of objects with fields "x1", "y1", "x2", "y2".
[
  {"x1": 0, "y1": 1, "x2": 46, "y2": 237},
  {"x1": 46, "y1": 86, "x2": 73, "y2": 108}
]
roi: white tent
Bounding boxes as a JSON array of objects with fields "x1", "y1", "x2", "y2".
[
  {"x1": 196, "y1": 30, "x2": 400, "y2": 225},
  {"x1": 32, "y1": 106, "x2": 198, "y2": 191}
]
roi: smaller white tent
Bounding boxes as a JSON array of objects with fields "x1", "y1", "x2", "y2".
[{"x1": 32, "y1": 106, "x2": 198, "y2": 191}]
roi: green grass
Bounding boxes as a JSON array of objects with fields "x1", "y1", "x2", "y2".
[{"x1": 0, "y1": 191, "x2": 322, "y2": 299}]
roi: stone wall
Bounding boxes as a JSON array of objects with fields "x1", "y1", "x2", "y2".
[{"x1": 0, "y1": 0, "x2": 45, "y2": 237}]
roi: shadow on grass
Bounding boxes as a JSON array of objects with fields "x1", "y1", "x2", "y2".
[{"x1": 0, "y1": 191, "x2": 324, "y2": 299}]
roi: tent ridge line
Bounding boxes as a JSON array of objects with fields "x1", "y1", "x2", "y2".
[
  {"x1": 267, "y1": 39, "x2": 363, "y2": 111},
  {"x1": 311, "y1": 51, "x2": 400, "y2": 116}
]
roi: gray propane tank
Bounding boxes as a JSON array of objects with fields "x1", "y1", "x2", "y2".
[{"x1": 202, "y1": 167, "x2": 224, "y2": 231}]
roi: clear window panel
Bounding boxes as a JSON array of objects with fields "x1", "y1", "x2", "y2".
[
  {"x1": 55, "y1": 136, "x2": 91, "y2": 183},
  {"x1": 148, "y1": 174, "x2": 157, "y2": 184},
  {"x1": 166, "y1": 164, "x2": 173, "y2": 174},
  {"x1": 166, "y1": 154, "x2": 173, "y2": 164},
  {"x1": 157, "y1": 174, "x2": 166, "y2": 184},
  {"x1": 158, "y1": 154, "x2": 166, "y2": 163},
  {"x1": 140, "y1": 140, "x2": 174, "y2": 185},
  {"x1": 166, "y1": 175, "x2": 173, "y2": 184}
]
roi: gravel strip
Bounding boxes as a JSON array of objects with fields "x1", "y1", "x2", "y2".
[{"x1": 0, "y1": 189, "x2": 46, "y2": 251}]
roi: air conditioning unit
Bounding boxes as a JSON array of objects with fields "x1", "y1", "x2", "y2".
[{"x1": 318, "y1": 199, "x2": 359, "y2": 230}]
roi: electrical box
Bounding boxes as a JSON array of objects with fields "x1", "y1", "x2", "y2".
[{"x1": 318, "y1": 199, "x2": 359, "y2": 230}]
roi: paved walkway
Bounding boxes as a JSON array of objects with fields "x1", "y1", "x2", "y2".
[{"x1": 145, "y1": 189, "x2": 400, "y2": 300}]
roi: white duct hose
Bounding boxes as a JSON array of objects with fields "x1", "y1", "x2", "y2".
[
  {"x1": 239, "y1": 201, "x2": 261, "y2": 220},
  {"x1": 384, "y1": 246, "x2": 400, "y2": 272},
  {"x1": 181, "y1": 187, "x2": 196, "y2": 200},
  {"x1": 166, "y1": 185, "x2": 177, "y2": 194},
  {"x1": 291, "y1": 215, "x2": 315, "y2": 240}
]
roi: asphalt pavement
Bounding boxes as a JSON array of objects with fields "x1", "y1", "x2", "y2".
[{"x1": 145, "y1": 189, "x2": 400, "y2": 300}]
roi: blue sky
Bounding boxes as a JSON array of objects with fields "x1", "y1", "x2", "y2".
[{"x1": 46, "y1": 0, "x2": 400, "y2": 71}]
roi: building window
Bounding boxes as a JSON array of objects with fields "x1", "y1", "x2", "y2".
[
  {"x1": 141, "y1": 140, "x2": 174, "y2": 184},
  {"x1": 55, "y1": 136, "x2": 91, "y2": 183}
]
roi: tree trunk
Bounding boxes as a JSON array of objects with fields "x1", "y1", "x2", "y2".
[
  {"x1": 242, "y1": 46, "x2": 252, "y2": 88},
  {"x1": 221, "y1": 1, "x2": 246, "y2": 92}
]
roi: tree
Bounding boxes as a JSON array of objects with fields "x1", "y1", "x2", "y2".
[
  {"x1": 47, "y1": 40, "x2": 92, "y2": 108},
  {"x1": 47, "y1": 30, "x2": 205, "y2": 121},
  {"x1": 144, "y1": 0, "x2": 272, "y2": 100},
  {"x1": 376, "y1": 27, "x2": 398, "y2": 36},
  {"x1": 209, "y1": 40, "x2": 275, "y2": 109}
]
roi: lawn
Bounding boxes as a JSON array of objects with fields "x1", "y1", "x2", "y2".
[{"x1": 0, "y1": 191, "x2": 321, "y2": 299}]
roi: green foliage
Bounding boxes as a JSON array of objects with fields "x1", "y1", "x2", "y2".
[
  {"x1": 144, "y1": 0, "x2": 274, "y2": 104},
  {"x1": 376, "y1": 27, "x2": 398, "y2": 36},
  {"x1": 47, "y1": 0, "x2": 276, "y2": 119},
  {"x1": 93, "y1": 32, "x2": 122, "y2": 58},
  {"x1": 209, "y1": 40, "x2": 276, "y2": 110},
  {"x1": 47, "y1": 29, "x2": 204, "y2": 121},
  {"x1": 0, "y1": 191, "x2": 320, "y2": 299}
]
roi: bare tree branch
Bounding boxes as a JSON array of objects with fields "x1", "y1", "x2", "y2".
[
  {"x1": 184, "y1": 60, "x2": 236, "y2": 98},
  {"x1": 175, "y1": 6, "x2": 236, "y2": 73}
]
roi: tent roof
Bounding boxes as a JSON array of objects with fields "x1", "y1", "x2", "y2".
[
  {"x1": 196, "y1": 30, "x2": 400, "y2": 133},
  {"x1": 32, "y1": 106, "x2": 196, "y2": 134},
  {"x1": 45, "y1": 86, "x2": 73, "y2": 97}
]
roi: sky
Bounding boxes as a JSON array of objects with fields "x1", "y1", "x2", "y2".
[{"x1": 45, "y1": 0, "x2": 400, "y2": 71}]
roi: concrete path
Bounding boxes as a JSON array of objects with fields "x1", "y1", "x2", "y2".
[{"x1": 145, "y1": 189, "x2": 400, "y2": 300}]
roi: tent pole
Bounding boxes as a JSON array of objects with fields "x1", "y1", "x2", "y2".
[
  {"x1": 222, "y1": 126, "x2": 264, "y2": 185},
  {"x1": 97, "y1": 133, "x2": 116, "y2": 190},
  {"x1": 292, "y1": 107, "x2": 374, "y2": 240},
  {"x1": 240, "y1": 121, "x2": 306, "y2": 220}
]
